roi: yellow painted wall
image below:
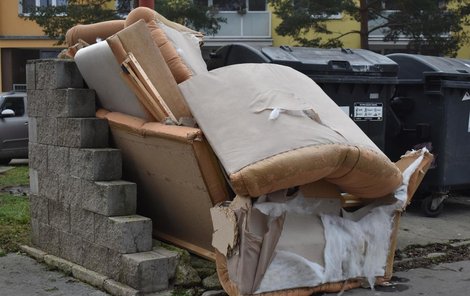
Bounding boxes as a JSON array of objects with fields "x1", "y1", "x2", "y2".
[
  {"x1": 0, "y1": 0, "x2": 58, "y2": 48},
  {"x1": 271, "y1": 8, "x2": 361, "y2": 49},
  {"x1": 457, "y1": 23, "x2": 470, "y2": 59}
]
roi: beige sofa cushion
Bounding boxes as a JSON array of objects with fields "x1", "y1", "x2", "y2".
[{"x1": 179, "y1": 63, "x2": 402, "y2": 198}]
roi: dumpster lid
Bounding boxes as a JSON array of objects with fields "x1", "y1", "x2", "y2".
[
  {"x1": 387, "y1": 53, "x2": 470, "y2": 82},
  {"x1": 260, "y1": 46, "x2": 398, "y2": 76}
]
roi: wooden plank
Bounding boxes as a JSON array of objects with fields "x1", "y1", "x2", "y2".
[
  {"x1": 121, "y1": 63, "x2": 163, "y2": 121},
  {"x1": 126, "y1": 53, "x2": 178, "y2": 123},
  {"x1": 154, "y1": 230, "x2": 216, "y2": 261},
  {"x1": 118, "y1": 71, "x2": 156, "y2": 121},
  {"x1": 122, "y1": 56, "x2": 171, "y2": 122},
  {"x1": 115, "y1": 20, "x2": 192, "y2": 119}
]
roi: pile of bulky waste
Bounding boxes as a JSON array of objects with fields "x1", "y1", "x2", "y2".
[{"x1": 65, "y1": 6, "x2": 433, "y2": 295}]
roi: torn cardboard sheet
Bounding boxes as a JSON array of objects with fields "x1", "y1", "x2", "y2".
[
  {"x1": 210, "y1": 203, "x2": 238, "y2": 257},
  {"x1": 227, "y1": 208, "x2": 286, "y2": 294}
]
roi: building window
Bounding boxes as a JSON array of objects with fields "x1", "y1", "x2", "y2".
[
  {"x1": 200, "y1": 0, "x2": 266, "y2": 12},
  {"x1": 20, "y1": 0, "x2": 67, "y2": 15}
]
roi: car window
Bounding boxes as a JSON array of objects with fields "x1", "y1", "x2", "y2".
[{"x1": 1, "y1": 97, "x2": 25, "y2": 117}]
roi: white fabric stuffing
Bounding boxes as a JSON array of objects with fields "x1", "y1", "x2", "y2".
[
  {"x1": 256, "y1": 250, "x2": 325, "y2": 293},
  {"x1": 394, "y1": 148, "x2": 428, "y2": 205},
  {"x1": 322, "y1": 204, "x2": 395, "y2": 287}
]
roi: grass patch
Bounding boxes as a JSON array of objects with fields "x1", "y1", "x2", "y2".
[
  {"x1": 0, "y1": 165, "x2": 29, "y2": 188},
  {"x1": 0, "y1": 165, "x2": 30, "y2": 254},
  {"x1": 0, "y1": 193, "x2": 30, "y2": 224}
]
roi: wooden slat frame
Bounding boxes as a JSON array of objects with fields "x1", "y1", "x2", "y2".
[{"x1": 122, "y1": 53, "x2": 177, "y2": 123}]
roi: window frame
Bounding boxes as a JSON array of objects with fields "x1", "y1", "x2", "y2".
[
  {"x1": 19, "y1": 0, "x2": 67, "y2": 16},
  {"x1": 207, "y1": 0, "x2": 267, "y2": 13}
]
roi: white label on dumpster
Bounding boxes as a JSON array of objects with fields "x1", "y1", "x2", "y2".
[
  {"x1": 463, "y1": 92, "x2": 470, "y2": 101},
  {"x1": 353, "y1": 103, "x2": 383, "y2": 121}
]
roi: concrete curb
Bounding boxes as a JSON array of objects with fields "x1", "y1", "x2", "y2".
[{"x1": 20, "y1": 245, "x2": 141, "y2": 296}]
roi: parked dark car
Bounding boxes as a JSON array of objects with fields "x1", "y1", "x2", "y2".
[{"x1": 0, "y1": 91, "x2": 28, "y2": 165}]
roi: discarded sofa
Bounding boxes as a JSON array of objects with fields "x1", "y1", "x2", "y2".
[{"x1": 67, "y1": 7, "x2": 433, "y2": 295}]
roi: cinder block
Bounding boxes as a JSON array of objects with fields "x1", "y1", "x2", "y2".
[
  {"x1": 83, "y1": 180, "x2": 137, "y2": 216},
  {"x1": 47, "y1": 145, "x2": 69, "y2": 176},
  {"x1": 29, "y1": 169, "x2": 39, "y2": 195},
  {"x1": 38, "y1": 170, "x2": 59, "y2": 200},
  {"x1": 28, "y1": 117, "x2": 38, "y2": 143},
  {"x1": 48, "y1": 200, "x2": 70, "y2": 232},
  {"x1": 57, "y1": 118, "x2": 109, "y2": 148},
  {"x1": 29, "y1": 194, "x2": 48, "y2": 224},
  {"x1": 70, "y1": 207, "x2": 94, "y2": 242},
  {"x1": 82, "y1": 240, "x2": 108, "y2": 275},
  {"x1": 59, "y1": 231, "x2": 83, "y2": 265},
  {"x1": 47, "y1": 88, "x2": 96, "y2": 118},
  {"x1": 151, "y1": 246, "x2": 179, "y2": 279},
  {"x1": 94, "y1": 214, "x2": 152, "y2": 254},
  {"x1": 30, "y1": 218, "x2": 40, "y2": 247},
  {"x1": 28, "y1": 143, "x2": 48, "y2": 172},
  {"x1": 36, "y1": 222, "x2": 60, "y2": 256},
  {"x1": 121, "y1": 250, "x2": 171, "y2": 292},
  {"x1": 106, "y1": 248, "x2": 123, "y2": 281},
  {"x1": 27, "y1": 90, "x2": 48, "y2": 117},
  {"x1": 59, "y1": 176, "x2": 83, "y2": 207},
  {"x1": 36, "y1": 117, "x2": 57, "y2": 145},
  {"x1": 69, "y1": 148, "x2": 122, "y2": 181},
  {"x1": 26, "y1": 62, "x2": 36, "y2": 90},
  {"x1": 35, "y1": 59, "x2": 83, "y2": 90}
]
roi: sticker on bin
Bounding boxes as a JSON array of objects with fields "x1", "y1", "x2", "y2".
[
  {"x1": 463, "y1": 92, "x2": 470, "y2": 101},
  {"x1": 354, "y1": 103, "x2": 383, "y2": 121}
]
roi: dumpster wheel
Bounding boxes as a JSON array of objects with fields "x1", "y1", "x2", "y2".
[{"x1": 421, "y1": 193, "x2": 447, "y2": 217}]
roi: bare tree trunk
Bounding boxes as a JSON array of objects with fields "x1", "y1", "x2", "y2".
[{"x1": 359, "y1": 0, "x2": 369, "y2": 49}]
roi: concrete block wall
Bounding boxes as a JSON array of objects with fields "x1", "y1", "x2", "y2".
[{"x1": 27, "y1": 59, "x2": 177, "y2": 294}]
